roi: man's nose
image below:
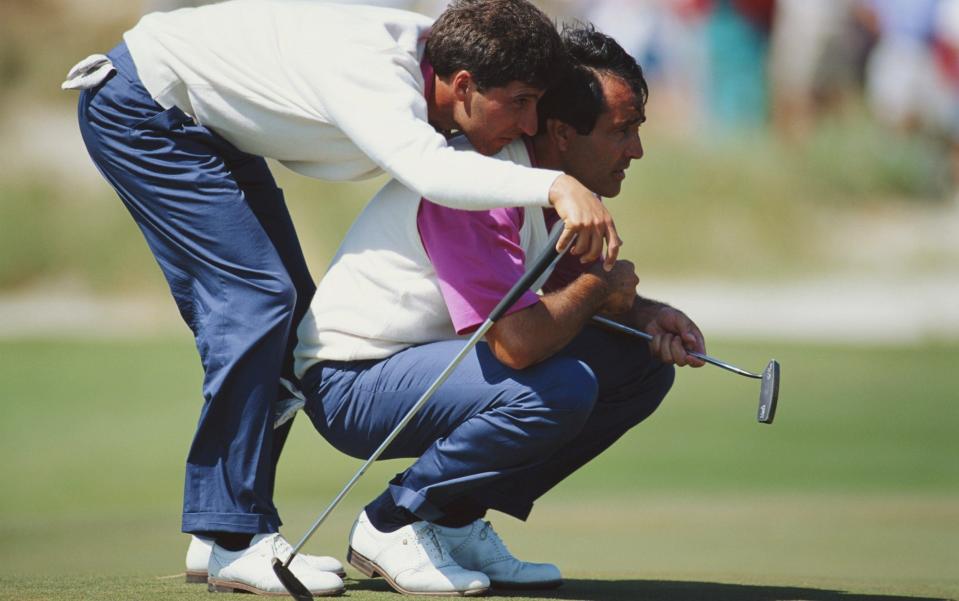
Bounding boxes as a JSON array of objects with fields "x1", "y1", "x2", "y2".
[
  {"x1": 627, "y1": 134, "x2": 644, "y2": 159},
  {"x1": 629, "y1": 134, "x2": 644, "y2": 160},
  {"x1": 519, "y1": 105, "x2": 538, "y2": 137}
]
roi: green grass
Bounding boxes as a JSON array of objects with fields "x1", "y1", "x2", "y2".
[
  {"x1": 1, "y1": 337, "x2": 957, "y2": 599},
  {"x1": 1, "y1": 573, "x2": 955, "y2": 601}
]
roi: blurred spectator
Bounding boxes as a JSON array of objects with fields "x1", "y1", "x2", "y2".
[
  {"x1": 575, "y1": 0, "x2": 779, "y2": 133},
  {"x1": 704, "y1": 0, "x2": 776, "y2": 131},
  {"x1": 860, "y1": 0, "x2": 944, "y2": 132},
  {"x1": 858, "y1": 0, "x2": 959, "y2": 189},
  {"x1": 932, "y1": 0, "x2": 959, "y2": 187},
  {"x1": 769, "y1": 0, "x2": 863, "y2": 139},
  {"x1": 577, "y1": 0, "x2": 711, "y2": 133}
]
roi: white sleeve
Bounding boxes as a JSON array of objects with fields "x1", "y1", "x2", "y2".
[{"x1": 314, "y1": 48, "x2": 560, "y2": 210}]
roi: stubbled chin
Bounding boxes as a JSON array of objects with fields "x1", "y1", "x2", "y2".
[
  {"x1": 602, "y1": 182, "x2": 623, "y2": 198},
  {"x1": 486, "y1": 139, "x2": 510, "y2": 155}
]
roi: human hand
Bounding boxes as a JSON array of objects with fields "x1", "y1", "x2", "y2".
[
  {"x1": 590, "y1": 260, "x2": 638, "y2": 315},
  {"x1": 646, "y1": 307, "x2": 706, "y2": 367},
  {"x1": 549, "y1": 174, "x2": 621, "y2": 270}
]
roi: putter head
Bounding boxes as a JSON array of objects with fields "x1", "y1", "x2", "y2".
[
  {"x1": 757, "y1": 360, "x2": 780, "y2": 424},
  {"x1": 272, "y1": 557, "x2": 314, "y2": 601}
]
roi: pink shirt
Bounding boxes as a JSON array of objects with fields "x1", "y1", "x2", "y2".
[{"x1": 417, "y1": 139, "x2": 597, "y2": 334}]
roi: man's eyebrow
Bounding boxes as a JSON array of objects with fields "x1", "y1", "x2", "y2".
[{"x1": 614, "y1": 115, "x2": 644, "y2": 128}]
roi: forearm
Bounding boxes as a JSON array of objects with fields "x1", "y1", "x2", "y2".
[
  {"x1": 321, "y1": 60, "x2": 560, "y2": 210},
  {"x1": 485, "y1": 272, "x2": 609, "y2": 369}
]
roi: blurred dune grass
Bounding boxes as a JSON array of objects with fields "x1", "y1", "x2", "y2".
[
  {"x1": 2, "y1": 2, "x2": 958, "y2": 295},
  {"x1": 2, "y1": 114, "x2": 955, "y2": 294}
]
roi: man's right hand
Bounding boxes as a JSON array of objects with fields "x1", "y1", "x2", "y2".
[
  {"x1": 590, "y1": 260, "x2": 638, "y2": 315},
  {"x1": 549, "y1": 174, "x2": 621, "y2": 270}
]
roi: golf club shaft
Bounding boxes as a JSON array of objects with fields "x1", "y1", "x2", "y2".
[
  {"x1": 285, "y1": 223, "x2": 571, "y2": 564},
  {"x1": 590, "y1": 315, "x2": 761, "y2": 379},
  {"x1": 286, "y1": 321, "x2": 491, "y2": 561}
]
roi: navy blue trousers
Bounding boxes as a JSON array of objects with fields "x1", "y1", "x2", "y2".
[
  {"x1": 302, "y1": 325, "x2": 674, "y2": 522},
  {"x1": 77, "y1": 43, "x2": 315, "y2": 534}
]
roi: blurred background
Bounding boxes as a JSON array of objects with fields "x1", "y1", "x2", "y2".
[
  {"x1": 1, "y1": 1, "x2": 957, "y2": 600},
  {"x1": 2, "y1": 0, "x2": 958, "y2": 341}
]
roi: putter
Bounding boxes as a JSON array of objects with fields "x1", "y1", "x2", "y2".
[
  {"x1": 273, "y1": 222, "x2": 571, "y2": 601},
  {"x1": 591, "y1": 315, "x2": 780, "y2": 424}
]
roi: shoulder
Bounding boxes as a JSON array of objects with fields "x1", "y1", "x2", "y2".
[
  {"x1": 447, "y1": 135, "x2": 532, "y2": 167},
  {"x1": 427, "y1": 135, "x2": 529, "y2": 230}
]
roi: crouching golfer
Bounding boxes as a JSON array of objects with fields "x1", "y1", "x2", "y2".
[
  {"x1": 66, "y1": 0, "x2": 623, "y2": 595},
  {"x1": 293, "y1": 25, "x2": 706, "y2": 596}
]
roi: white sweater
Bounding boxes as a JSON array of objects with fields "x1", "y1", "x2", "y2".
[
  {"x1": 123, "y1": 0, "x2": 560, "y2": 210},
  {"x1": 294, "y1": 137, "x2": 553, "y2": 378}
]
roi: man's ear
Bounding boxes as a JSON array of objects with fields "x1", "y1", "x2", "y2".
[
  {"x1": 547, "y1": 118, "x2": 574, "y2": 152},
  {"x1": 450, "y1": 70, "x2": 474, "y2": 101}
]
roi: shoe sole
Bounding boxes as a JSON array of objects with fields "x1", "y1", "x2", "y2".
[
  {"x1": 346, "y1": 547, "x2": 489, "y2": 597},
  {"x1": 185, "y1": 570, "x2": 206, "y2": 584},
  {"x1": 208, "y1": 577, "x2": 344, "y2": 597},
  {"x1": 189, "y1": 567, "x2": 346, "y2": 584}
]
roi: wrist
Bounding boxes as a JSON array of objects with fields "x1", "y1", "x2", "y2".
[
  {"x1": 547, "y1": 174, "x2": 572, "y2": 206},
  {"x1": 576, "y1": 270, "x2": 612, "y2": 314},
  {"x1": 633, "y1": 300, "x2": 671, "y2": 329}
]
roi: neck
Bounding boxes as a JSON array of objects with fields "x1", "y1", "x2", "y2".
[
  {"x1": 531, "y1": 135, "x2": 563, "y2": 172},
  {"x1": 429, "y1": 76, "x2": 458, "y2": 135}
]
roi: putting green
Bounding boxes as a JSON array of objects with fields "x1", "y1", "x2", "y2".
[{"x1": 1, "y1": 338, "x2": 956, "y2": 600}]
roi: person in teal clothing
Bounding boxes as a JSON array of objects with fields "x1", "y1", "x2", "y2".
[{"x1": 706, "y1": 0, "x2": 776, "y2": 130}]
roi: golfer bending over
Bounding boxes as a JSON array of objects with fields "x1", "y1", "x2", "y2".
[
  {"x1": 294, "y1": 25, "x2": 706, "y2": 596},
  {"x1": 66, "y1": 0, "x2": 621, "y2": 595}
]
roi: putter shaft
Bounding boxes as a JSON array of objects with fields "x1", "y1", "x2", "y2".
[{"x1": 590, "y1": 315, "x2": 761, "y2": 379}]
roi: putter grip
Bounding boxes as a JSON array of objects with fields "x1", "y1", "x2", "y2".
[{"x1": 487, "y1": 221, "x2": 565, "y2": 323}]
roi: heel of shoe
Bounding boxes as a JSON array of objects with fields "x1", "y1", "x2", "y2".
[
  {"x1": 207, "y1": 579, "x2": 253, "y2": 594},
  {"x1": 346, "y1": 547, "x2": 379, "y2": 578},
  {"x1": 184, "y1": 570, "x2": 206, "y2": 584},
  {"x1": 207, "y1": 582, "x2": 235, "y2": 593}
]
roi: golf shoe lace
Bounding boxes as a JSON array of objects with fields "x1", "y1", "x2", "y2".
[
  {"x1": 478, "y1": 521, "x2": 512, "y2": 560},
  {"x1": 411, "y1": 523, "x2": 455, "y2": 567},
  {"x1": 270, "y1": 533, "x2": 295, "y2": 562}
]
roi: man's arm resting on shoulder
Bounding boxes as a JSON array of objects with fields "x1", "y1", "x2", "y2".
[{"x1": 315, "y1": 54, "x2": 620, "y2": 266}]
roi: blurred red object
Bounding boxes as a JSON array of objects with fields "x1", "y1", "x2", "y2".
[{"x1": 933, "y1": 38, "x2": 959, "y2": 89}]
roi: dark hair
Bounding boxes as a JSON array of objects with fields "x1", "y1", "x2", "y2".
[
  {"x1": 538, "y1": 23, "x2": 649, "y2": 135},
  {"x1": 426, "y1": 0, "x2": 567, "y2": 91}
]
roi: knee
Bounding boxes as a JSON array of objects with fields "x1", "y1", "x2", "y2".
[
  {"x1": 274, "y1": 276, "x2": 298, "y2": 316},
  {"x1": 248, "y1": 272, "x2": 298, "y2": 327}
]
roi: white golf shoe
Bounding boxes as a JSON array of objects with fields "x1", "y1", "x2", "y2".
[
  {"x1": 186, "y1": 534, "x2": 345, "y2": 583},
  {"x1": 433, "y1": 520, "x2": 562, "y2": 590},
  {"x1": 207, "y1": 533, "x2": 345, "y2": 596},
  {"x1": 185, "y1": 535, "x2": 216, "y2": 583},
  {"x1": 347, "y1": 510, "x2": 490, "y2": 596}
]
